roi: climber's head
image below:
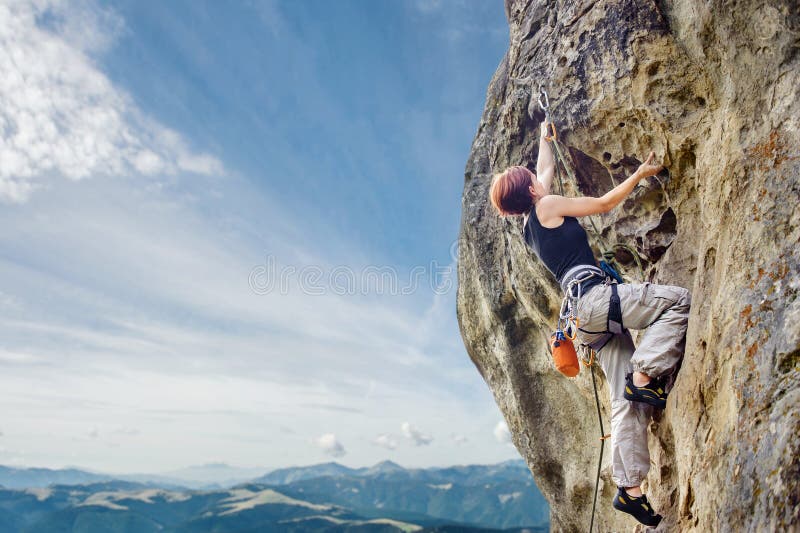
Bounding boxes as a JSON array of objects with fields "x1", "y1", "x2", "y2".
[{"x1": 489, "y1": 166, "x2": 543, "y2": 216}]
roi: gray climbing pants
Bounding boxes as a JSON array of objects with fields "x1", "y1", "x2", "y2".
[{"x1": 574, "y1": 280, "x2": 691, "y2": 488}]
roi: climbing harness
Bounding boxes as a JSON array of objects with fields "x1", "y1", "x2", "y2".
[{"x1": 550, "y1": 265, "x2": 604, "y2": 377}]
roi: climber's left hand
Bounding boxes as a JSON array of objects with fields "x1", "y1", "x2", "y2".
[{"x1": 636, "y1": 151, "x2": 664, "y2": 180}]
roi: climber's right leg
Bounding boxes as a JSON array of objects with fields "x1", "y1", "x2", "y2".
[
  {"x1": 599, "y1": 331, "x2": 663, "y2": 526},
  {"x1": 597, "y1": 331, "x2": 653, "y2": 491}
]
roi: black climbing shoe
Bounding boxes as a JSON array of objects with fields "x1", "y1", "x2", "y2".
[
  {"x1": 613, "y1": 487, "x2": 662, "y2": 527},
  {"x1": 623, "y1": 373, "x2": 668, "y2": 409}
]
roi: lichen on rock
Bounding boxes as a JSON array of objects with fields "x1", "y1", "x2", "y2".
[{"x1": 456, "y1": 0, "x2": 799, "y2": 530}]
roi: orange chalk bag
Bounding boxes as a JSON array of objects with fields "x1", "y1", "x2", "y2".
[{"x1": 550, "y1": 316, "x2": 580, "y2": 377}]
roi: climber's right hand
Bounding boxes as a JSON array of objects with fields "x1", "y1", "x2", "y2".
[{"x1": 636, "y1": 151, "x2": 663, "y2": 179}]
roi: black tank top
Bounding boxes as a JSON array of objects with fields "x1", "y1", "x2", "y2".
[{"x1": 523, "y1": 206, "x2": 599, "y2": 283}]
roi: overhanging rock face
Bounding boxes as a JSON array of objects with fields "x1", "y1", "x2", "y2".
[{"x1": 456, "y1": 1, "x2": 799, "y2": 530}]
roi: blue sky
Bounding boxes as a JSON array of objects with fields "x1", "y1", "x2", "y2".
[{"x1": 0, "y1": 0, "x2": 512, "y2": 473}]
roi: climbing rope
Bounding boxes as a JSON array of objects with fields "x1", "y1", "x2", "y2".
[{"x1": 581, "y1": 348, "x2": 611, "y2": 533}]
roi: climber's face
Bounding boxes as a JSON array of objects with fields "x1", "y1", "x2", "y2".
[{"x1": 528, "y1": 173, "x2": 546, "y2": 202}]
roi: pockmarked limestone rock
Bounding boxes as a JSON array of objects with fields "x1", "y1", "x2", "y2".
[{"x1": 456, "y1": 0, "x2": 799, "y2": 530}]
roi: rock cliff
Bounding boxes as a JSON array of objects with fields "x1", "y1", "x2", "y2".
[{"x1": 456, "y1": 0, "x2": 799, "y2": 530}]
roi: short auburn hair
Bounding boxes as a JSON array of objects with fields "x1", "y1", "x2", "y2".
[{"x1": 489, "y1": 166, "x2": 535, "y2": 216}]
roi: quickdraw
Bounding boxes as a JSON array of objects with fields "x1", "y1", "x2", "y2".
[{"x1": 537, "y1": 85, "x2": 558, "y2": 143}]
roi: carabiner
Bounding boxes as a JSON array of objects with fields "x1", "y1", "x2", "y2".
[
  {"x1": 537, "y1": 85, "x2": 550, "y2": 111},
  {"x1": 563, "y1": 316, "x2": 579, "y2": 340}
]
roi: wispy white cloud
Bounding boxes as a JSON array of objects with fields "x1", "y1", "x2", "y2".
[
  {"x1": 312, "y1": 433, "x2": 346, "y2": 458},
  {"x1": 0, "y1": 174, "x2": 500, "y2": 471},
  {"x1": 401, "y1": 422, "x2": 433, "y2": 446},
  {"x1": 0, "y1": 0, "x2": 223, "y2": 202},
  {"x1": 0, "y1": 349, "x2": 42, "y2": 364},
  {"x1": 494, "y1": 420, "x2": 511, "y2": 444},
  {"x1": 372, "y1": 433, "x2": 398, "y2": 450}
]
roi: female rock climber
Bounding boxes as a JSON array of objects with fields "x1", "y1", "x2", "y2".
[{"x1": 488, "y1": 121, "x2": 691, "y2": 527}]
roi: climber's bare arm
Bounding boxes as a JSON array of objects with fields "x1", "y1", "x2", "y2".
[
  {"x1": 535, "y1": 122, "x2": 555, "y2": 193},
  {"x1": 536, "y1": 152, "x2": 663, "y2": 222}
]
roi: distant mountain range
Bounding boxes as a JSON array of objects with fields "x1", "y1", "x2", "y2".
[
  {"x1": 256, "y1": 459, "x2": 406, "y2": 485},
  {"x1": 254, "y1": 459, "x2": 536, "y2": 486},
  {"x1": 0, "y1": 459, "x2": 549, "y2": 532},
  {"x1": 0, "y1": 463, "x2": 267, "y2": 491}
]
